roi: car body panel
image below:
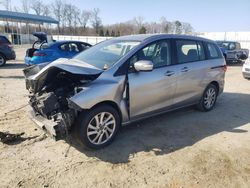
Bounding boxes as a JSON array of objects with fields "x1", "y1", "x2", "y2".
[
  {"x1": 25, "y1": 41, "x2": 91, "y2": 65},
  {"x1": 242, "y1": 59, "x2": 250, "y2": 79},
  {"x1": 24, "y1": 34, "x2": 226, "y2": 139},
  {"x1": 128, "y1": 66, "x2": 177, "y2": 118},
  {"x1": 0, "y1": 35, "x2": 16, "y2": 60}
]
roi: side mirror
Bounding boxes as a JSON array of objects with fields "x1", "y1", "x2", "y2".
[{"x1": 134, "y1": 60, "x2": 153, "y2": 72}]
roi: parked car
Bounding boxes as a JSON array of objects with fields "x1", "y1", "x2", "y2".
[
  {"x1": 0, "y1": 35, "x2": 16, "y2": 67},
  {"x1": 242, "y1": 58, "x2": 250, "y2": 79},
  {"x1": 216, "y1": 41, "x2": 249, "y2": 64},
  {"x1": 24, "y1": 34, "x2": 226, "y2": 149},
  {"x1": 25, "y1": 32, "x2": 92, "y2": 66}
]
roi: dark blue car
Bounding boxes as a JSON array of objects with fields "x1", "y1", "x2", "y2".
[{"x1": 25, "y1": 33, "x2": 92, "y2": 65}]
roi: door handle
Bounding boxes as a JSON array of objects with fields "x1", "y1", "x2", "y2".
[
  {"x1": 165, "y1": 70, "x2": 175, "y2": 76},
  {"x1": 181, "y1": 67, "x2": 189, "y2": 72}
]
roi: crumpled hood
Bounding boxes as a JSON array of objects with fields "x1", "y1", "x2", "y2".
[{"x1": 24, "y1": 58, "x2": 103, "y2": 93}]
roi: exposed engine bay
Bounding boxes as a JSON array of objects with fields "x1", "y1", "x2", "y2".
[{"x1": 24, "y1": 59, "x2": 102, "y2": 139}]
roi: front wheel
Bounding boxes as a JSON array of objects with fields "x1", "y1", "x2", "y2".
[
  {"x1": 197, "y1": 84, "x2": 218, "y2": 112},
  {"x1": 75, "y1": 105, "x2": 120, "y2": 149}
]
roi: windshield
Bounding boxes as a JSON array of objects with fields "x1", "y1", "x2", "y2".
[
  {"x1": 216, "y1": 42, "x2": 230, "y2": 49},
  {"x1": 74, "y1": 40, "x2": 140, "y2": 70}
]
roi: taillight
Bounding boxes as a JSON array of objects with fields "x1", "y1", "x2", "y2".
[
  {"x1": 223, "y1": 65, "x2": 227, "y2": 72},
  {"x1": 33, "y1": 52, "x2": 47, "y2": 56}
]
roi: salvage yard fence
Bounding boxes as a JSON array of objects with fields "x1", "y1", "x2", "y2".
[
  {"x1": 7, "y1": 32, "x2": 250, "y2": 52},
  {"x1": 52, "y1": 35, "x2": 112, "y2": 45}
]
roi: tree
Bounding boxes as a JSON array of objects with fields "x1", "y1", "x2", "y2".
[
  {"x1": 99, "y1": 29, "x2": 104, "y2": 36},
  {"x1": 105, "y1": 30, "x2": 110, "y2": 36},
  {"x1": 52, "y1": 0, "x2": 63, "y2": 34},
  {"x1": 0, "y1": 0, "x2": 11, "y2": 10},
  {"x1": 79, "y1": 10, "x2": 91, "y2": 30},
  {"x1": 182, "y1": 22, "x2": 193, "y2": 34},
  {"x1": 72, "y1": 6, "x2": 80, "y2": 35},
  {"x1": 116, "y1": 30, "x2": 120, "y2": 37},
  {"x1": 21, "y1": 0, "x2": 30, "y2": 13},
  {"x1": 175, "y1": 20, "x2": 182, "y2": 34},
  {"x1": 134, "y1": 16, "x2": 144, "y2": 28},
  {"x1": 91, "y1": 8, "x2": 102, "y2": 34},
  {"x1": 111, "y1": 30, "x2": 115, "y2": 37},
  {"x1": 31, "y1": 0, "x2": 43, "y2": 15},
  {"x1": 139, "y1": 26, "x2": 146, "y2": 34}
]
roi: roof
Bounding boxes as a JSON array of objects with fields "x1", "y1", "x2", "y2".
[
  {"x1": 114, "y1": 34, "x2": 215, "y2": 43},
  {"x1": 216, "y1": 40, "x2": 238, "y2": 43},
  {"x1": 0, "y1": 10, "x2": 58, "y2": 24}
]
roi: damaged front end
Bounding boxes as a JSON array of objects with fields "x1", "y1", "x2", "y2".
[{"x1": 23, "y1": 59, "x2": 103, "y2": 140}]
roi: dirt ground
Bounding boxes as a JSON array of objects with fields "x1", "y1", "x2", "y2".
[{"x1": 0, "y1": 48, "x2": 250, "y2": 188}]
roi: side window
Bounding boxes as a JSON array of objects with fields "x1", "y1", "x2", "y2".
[
  {"x1": 59, "y1": 43, "x2": 80, "y2": 52},
  {"x1": 176, "y1": 40, "x2": 205, "y2": 63},
  {"x1": 59, "y1": 43, "x2": 70, "y2": 51},
  {"x1": 69, "y1": 43, "x2": 79, "y2": 52},
  {"x1": 207, "y1": 43, "x2": 220, "y2": 59},
  {"x1": 130, "y1": 40, "x2": 171, "y2": 69}
]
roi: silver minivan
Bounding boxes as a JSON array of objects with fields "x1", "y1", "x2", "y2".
[{"x1": 24, "y1": 34, "x2": 226, "y2": 149}]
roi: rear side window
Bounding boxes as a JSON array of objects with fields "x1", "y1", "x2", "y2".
[
  {"x1": 176, "y1": 40, "x2": 205, "y2": 63},
  {"x1": 206, "y1": 43, "x2": 221, "y2": 59},
  {"x1": 0, "y1": 36, "x2": 10, "y2": 44}
]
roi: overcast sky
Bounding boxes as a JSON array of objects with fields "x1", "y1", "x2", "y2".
[{"x1": 1, "y1": 0, "x2": 250, "y2": 32}]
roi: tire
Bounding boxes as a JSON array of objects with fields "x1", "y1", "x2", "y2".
[
  {"x1": 196, "y1": 84, "x2": 218, "y2": 112},
  {"x1": 74, "y1": 104, "x2": 120, "y2": 149},
  {"x1": 0, "y1": 54, "x2": 6, "y2": 67}
]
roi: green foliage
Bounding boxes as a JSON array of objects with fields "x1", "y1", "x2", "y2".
[{"x1": 139, "y1": 26, "x2": 146, "y2": 34}]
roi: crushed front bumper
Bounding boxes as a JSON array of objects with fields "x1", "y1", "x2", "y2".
[{"x1": 28, "y1": 109, "x2": 67, "y2": 140}]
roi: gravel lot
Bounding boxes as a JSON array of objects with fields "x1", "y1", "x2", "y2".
[{"x1": 0, "y1": 48, "x2": 250, "y2": 188}]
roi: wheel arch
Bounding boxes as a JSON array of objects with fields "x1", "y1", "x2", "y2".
[
  {"x1": 209, "y1": 81, "x2": 219, "y2": 94},
  {"x1": 0, "y1": 52, "x2": 6, "y2": 59},
  {"x1": 89, "y1": 100, "x2": 123, "y2": 121}
]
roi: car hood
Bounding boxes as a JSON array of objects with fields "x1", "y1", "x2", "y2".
[{"x1": 24, "y1": 58, "x2": 103, "y2": 93}]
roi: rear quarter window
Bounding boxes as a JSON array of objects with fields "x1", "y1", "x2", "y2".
[
  {"x1": 176, "y1": 40, "x2": 205, "y2": 64},
  {"x1": 206, "y1": 43, "x2": 222, "y2": 59}
]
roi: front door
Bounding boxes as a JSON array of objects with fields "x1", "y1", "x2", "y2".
[{"x1": 128, "y1": 40, "x2": 178, "y2": 119}]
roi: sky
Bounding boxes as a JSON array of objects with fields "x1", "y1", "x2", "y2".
[{"x1": 1, "y1": 0, "x2": 250, "y2": 32}]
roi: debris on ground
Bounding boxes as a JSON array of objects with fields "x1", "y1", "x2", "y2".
[{"x1": 0, "y1": 131, "x2": 25, "y2": 144}]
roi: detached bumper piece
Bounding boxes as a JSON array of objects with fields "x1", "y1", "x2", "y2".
[{"x1": 29, "y1": 109, "x2": 73, "y2": 140}]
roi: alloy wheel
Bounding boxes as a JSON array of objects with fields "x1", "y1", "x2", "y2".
[
  {"x1": 86, "y1": 112, "x2": 116, "y2": 145},
  {"x1": 204, "y1": 88, "x2": 216, "y2": 109}
]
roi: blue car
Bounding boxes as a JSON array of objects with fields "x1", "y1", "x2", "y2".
[{"x1": 25, "y1": 32, "x2": 92, "y2": 66}]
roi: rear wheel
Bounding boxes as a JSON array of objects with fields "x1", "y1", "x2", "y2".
[
  {"x1": 0, "y1": 54, "x2": 6, "y2": 67},
  {"x1": 197, "y1": 84, "x2": 218, "y2": 112},
  {"x1": 75, "y1": 105, "x2": 120, "y2": 149}
]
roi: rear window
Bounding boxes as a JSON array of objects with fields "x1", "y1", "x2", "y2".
[
  {"x1": 0, "y1": 36, "x2": 10, "y2": 44},
  {"x1": 176, "y1": 40, "x2": 205, "y2": 63},
  {"x1": 206, "y1": 43, "x2": 222, "y2": 59}
]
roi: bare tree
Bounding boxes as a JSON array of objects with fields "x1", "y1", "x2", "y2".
[
  {"x1": 182, "y1": 22, "x2": 193, "y2": 34},
  {"x1": 133, "y1": 16, "x2": 144, "y2": 29},
  {"x1": 21, "y1": 0, "x2": 30, "y2": 13},
  {"x1": 31, "y1": 0, "x2": 43, "y2": 15},
  {"x1": 72, "y1": 6, "x2": 80, "y2": 35},
  {"x1": 0, "y1": 0, "x2": 12, "y2": 10},
  {"x1": 175, "y1": 20, "x2": 182, "y2": 34},
  {"x1": 52, "y1": 0, "x2": 64, "y2": 34},
  {"x1": 91, "y1": 8, "x2": 102, "y2": 34},
  {"x1": 42, "y1": 5, "x2": 50, "y2": 16},
  {"x1": 79, "y1": 10, "x2": 91, "y2": 30}
]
